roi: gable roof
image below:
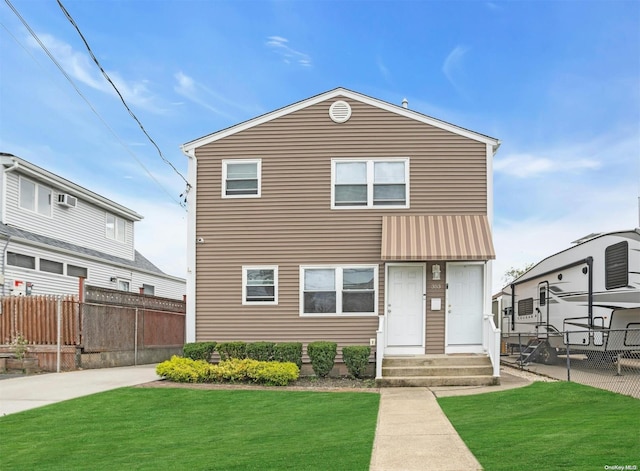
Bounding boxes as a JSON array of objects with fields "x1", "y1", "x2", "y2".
[
  {"x1": 181, "y1": 87, "x2": 501, "y2": 153},
  {"x1": 0, "y1": 223, "x2": 182, "y2": 279},
  {"x1": 0, "y1": 153, "x2": 143, "y2": 221}
]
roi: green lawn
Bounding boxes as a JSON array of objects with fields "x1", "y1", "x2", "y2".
[
  {"x1": 438, "y1": 382, "x2": 640, "y2": 471},
  {"x1": 0, "y1": 388, "x2": 380, "y2": 471}
]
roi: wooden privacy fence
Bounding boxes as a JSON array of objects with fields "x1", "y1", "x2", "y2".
[{"x1": 0, "y1": 287, "x2": 186, "y2": 371}]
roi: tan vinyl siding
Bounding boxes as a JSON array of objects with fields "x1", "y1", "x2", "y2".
[
  {"x1": 425, "y1": 262, "x2": 446, "y2": 353},
  {"x1": 193, "y1": 97, "x2": 488, "y2": 350}
]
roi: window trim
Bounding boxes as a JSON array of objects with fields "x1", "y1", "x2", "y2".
[
  {"x1": 331, "y1": 158, "x2": 410, "y2": 209},
  {"x1": 19, "y1": 176, "x2": 52, "y2": 217},
  {"x1": 299, "y1": 265, "x2": 378, "y2": 317},
  {"x1": 242, "y1": 265, "x2": 278, "y2": 305},
  {"x1": 222, "y1": 159, "x2": 262, "y2": 199},
  {"x1": 105, "y1": 213, "x2": 126, "y2": 243}
]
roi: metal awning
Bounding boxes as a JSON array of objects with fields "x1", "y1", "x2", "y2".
[{"x1": 381, "y1": 215, "x2": 496, "y2": 261}]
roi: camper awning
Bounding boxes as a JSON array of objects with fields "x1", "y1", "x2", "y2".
[{"x1": 381, "y1": 215, "x2": 496, "y2": 261}]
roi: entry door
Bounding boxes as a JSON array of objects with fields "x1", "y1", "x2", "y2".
[
  {"x1": 386, "y1": 265, "x2": 424, "y2": 354},
  {"x1": 447, "y1": 264, "x2": 483, "y2": 346}
]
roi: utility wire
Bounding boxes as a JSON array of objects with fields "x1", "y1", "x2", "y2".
[
  {"x1": 3, "y1": 0, "x2": 187, "y2": 209},
  {"x1": 56, "y1": 0, "x2": 190, "y2": 189}
]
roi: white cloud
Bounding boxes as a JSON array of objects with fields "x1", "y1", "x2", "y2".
[
  {"x1": 29, "y1": 33, "x2": 161, "y2": 112},
  {"x1": 442, "y1": 45, "x2": 469, "y2": 92},
  {"x1": 494, "y1": 154, "x2": 601, "y2": 178},
  {"x1": 376, "y1": 56, "x2": 391, "y2": 82},
  {"x1": 265, "y1": 35, "x2": 312, "y2": 67}
]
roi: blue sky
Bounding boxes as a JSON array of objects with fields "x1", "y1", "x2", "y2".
[{"x1": 1, "y1": 0, "x2": 638, "y2": 290}]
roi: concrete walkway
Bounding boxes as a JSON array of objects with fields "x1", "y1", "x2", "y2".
[
  {"x1": 0, "y1": 365, "x2": 533, "y2": 470},
  {"x1": 0, "y1": 364, "x2": 159, "y2": 416}
]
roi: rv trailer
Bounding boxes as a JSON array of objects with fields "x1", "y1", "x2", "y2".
[{"x1": 502, "y1": 228, "x2": 640, "y2": 364}]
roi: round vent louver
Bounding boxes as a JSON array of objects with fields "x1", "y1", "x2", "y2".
[{"x1": 329, "y1": 100, "x2": 352, "y2": 123}]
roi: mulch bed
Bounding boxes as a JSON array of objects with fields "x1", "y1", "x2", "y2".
[{"x1": 137, "y1": 376, "x2": 379, "y2": 393}]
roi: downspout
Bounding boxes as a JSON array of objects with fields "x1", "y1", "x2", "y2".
[{"x1": 1, "y1": 158, "x2": 19, "y2": 296}]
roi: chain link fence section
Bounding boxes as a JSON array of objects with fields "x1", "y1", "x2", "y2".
[{"x1": 501, "y1": 328, "x2": 640, "y2": 399}]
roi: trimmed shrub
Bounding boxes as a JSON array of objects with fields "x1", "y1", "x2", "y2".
[
  {"x1": 342, "y1": 345, "x2": 371, "y2": 378},
  {"x1": 246, "y1": 341, "x2": 275, "y2": 362},
  {"x1": 216, "y1": 341, "x2": 247, "y2": 360},
  {"x1": 183, "y1": 342, "x2": 217, "y2": 362},
  {"x1": 306, "y1": 341, "x2": 337, "y2": 377},
  {"x1": 156, "y1": 356, "x2": 213, "y2": 383},
  {"x1": 156, "y1": 356, "x2": 299, "y2": 386},
  {"x1": 273, "y1": 342, "x2": 303, "y2": 369}
]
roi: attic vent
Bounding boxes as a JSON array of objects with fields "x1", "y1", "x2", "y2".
[
  {"x1": 329, "y1": 100, "x2": 352, "y2": 123},
  {"x1": 57, "y1": 194, "x2": 77, "y2": 208}
]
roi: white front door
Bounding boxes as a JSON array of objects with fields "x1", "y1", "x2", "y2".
[
  {"x1": 386, "y1": 264, "x2": 425, "y2": 354},
  {"x1": 447, "y1": 263, "x2": 483, "y2": 351}
]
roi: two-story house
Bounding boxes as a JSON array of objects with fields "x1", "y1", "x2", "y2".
[
  {"x1": 0, "y1": 154, "x2": 185, "y2": 300},
  {"x1": 181, "y1": 88, "x2": 501, "y2": 383}
]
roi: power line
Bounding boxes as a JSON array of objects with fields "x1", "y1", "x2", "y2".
[
  {"x1": 56, "y1": 0, "x2": 190, "y2": 189},
  {"x1": 3, "y1": 0, "x2": 187, "y2": 209}
]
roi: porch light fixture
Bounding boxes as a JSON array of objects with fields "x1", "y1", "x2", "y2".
[
  {"x1": 432, "y1": 264, "x2": 441, "y2": 280},
  {"x1": 109, "y1": 277, "x2": 117, "y2": 282}
]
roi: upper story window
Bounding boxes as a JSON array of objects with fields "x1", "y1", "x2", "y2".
[
  {"x1": 106, "y1": 213, "x2": 126, "y2": 243},
  {"x1": 242, "y1": 266, "x2": 278, "y2": 305},
  {"x1": 222, "y1": 159, "x2": 261, "y2": 198},
  {"x1": 300, "y1": 265, "x2": 377, "y2": 316},
  {"x1": 19, "y1": 176, "x2": 52, "y2": 217},
  {"x1": 332, "y1": 158, "x2": 409, "y2": 208},
  {"x1": 40, "y1": 258, "x2": 64, "y2": 274},
  {"x1": 142, "y1": 284, "x2": 155, "y2": 295},
  {"x1": 67, "y1": 264, "x2": 88, "y2": 278},
  {"x1": 7, "y1": 252, "x2": 35, "y2": 269}
]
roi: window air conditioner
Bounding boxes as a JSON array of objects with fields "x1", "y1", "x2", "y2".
[{"x1": 57, "y1": 194, "x2": 78, "y2": 208}]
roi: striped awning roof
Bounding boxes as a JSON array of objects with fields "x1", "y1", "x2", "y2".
[{"x1": 381, "y1": 215, "x2": 496, "y2": 261}]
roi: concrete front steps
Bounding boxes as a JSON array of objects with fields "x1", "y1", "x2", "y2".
[{"x1": 377, "y1": 354, "x2": 499, "y2": 387}]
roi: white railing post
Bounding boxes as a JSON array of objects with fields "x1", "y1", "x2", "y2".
[
  {"x1": 376, "y1": 315, "x2": 385, "y2": 379},
  {"x1": 483, "y1": 314, "x2": 501, "y2": 377}
]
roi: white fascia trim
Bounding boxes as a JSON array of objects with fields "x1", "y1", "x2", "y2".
[
  {"x1": 181, "y1": 88, "x2": 501, "y2": 152},
  {"x1": 182, "y1": 147, "x2": 197, "y2": 342},
  {"x1": 0, "y1": 156, "x2": 143, "y2": 221}
]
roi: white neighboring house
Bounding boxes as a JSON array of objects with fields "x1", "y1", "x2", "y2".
[{"x1": 0, "y1": 153, "x2": 185, "y2": 299}]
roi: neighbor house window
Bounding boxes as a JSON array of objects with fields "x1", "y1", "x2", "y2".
[
  {"x1": 300, "y1": 266, "x2": 377, "y2": 316},
  {"x1": 67, "y1": 264, "x2": 88, "y2": 278},
  {"x1": 605, "y1": 241, "x2": 628, "y2": 290},
  {"x1": 142, "y1": 284, "x2": 155, "y2": 295},
  {"x1": 222, "y1": 159, "x2": 261, "y2": 197},
  {"x1": 242, "y1": 266, "x2": 277, "y2": 304},
  {"x1": 118, "y1": 279, "x2": 130, "y2": 291},
  {"x1": 332, "y1": 159, "x2": 409, "y2": 208},
  {"x1": 106, "y1": 213, "x2": 126, "y2": 242},
  {"x1": 40, "y1": 258, "x2": 63, "y2": 274},
  {"x1": 7, "y1": 252, "x2": 35, "y2": 269},
  {"x1": 19, "y1": 176, "x2": 52, "y2": 216}
]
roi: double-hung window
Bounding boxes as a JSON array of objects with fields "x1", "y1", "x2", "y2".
[
  {"x1": 242, "y1": 266, "x2": 277, "y2": 304},
  {"x1": 19, "y1": 176, "x2": 52, "y2": 216},
  {"x1": 301, "y1": 266, "x2": 377, "y2": 316},
  {"x1": 332, "y1": 158, "x2": 409, "y2": 208},
  {"x1": 106, "y1": 213, "x2": 126, "y2": 242},
  {"x1": 223, "y1": 159, "x2": 261, "y2": 197}
]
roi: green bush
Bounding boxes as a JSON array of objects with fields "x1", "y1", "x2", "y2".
[
  {"x1": 246, "y1": 341, "x2": 275, "y2": 362},
  {"x1": 306, "y1": 341, "x2": 337, "y2": 377},
  {"x1": 342, "y1": 346, "x2": 371, "y2": 378},
  {"x1": 273, "y1": 342, "x2": 303, "y2": 369},
  {"x1": 182, "y1": 342, "x2": 217, "y2": 362},
  {"x1": 216, "y1": 341, "x2": 247, "y2": 360},
  {"x1": 155, "y1": 356, "x2": 299, "y2": 386}
]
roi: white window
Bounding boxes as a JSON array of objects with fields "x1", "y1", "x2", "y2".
[
  {"x1": 118, "y1": 279, "x2": 130, "y2": 291},
  {"x1": 300, "y1": 266, "x2": 377, "y2": 316},
  {"x1": 142, "y1": 284, "x2": 155, "y2": 296},
  {"x1": 40, "y1": 258, "x2": 64, "y2": 274},
  {"x1": 242, "y1": 266, "x2": 277, "y2": 304},
  {"x1": 222, "y1": 159, "x2": 261, "y2": 198},
  {"x1": 7, "y1": 252, "x2": 36, "y2": 269},
  {"x1": 106, "y1": 213, "x2": 126, "y2": 242},
  {"x1": 332, "y1": 158, "x2": 409, "y2": 208},
  {"x1": 19, "y1": 176, "x2": 52, "y2": 216}
]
